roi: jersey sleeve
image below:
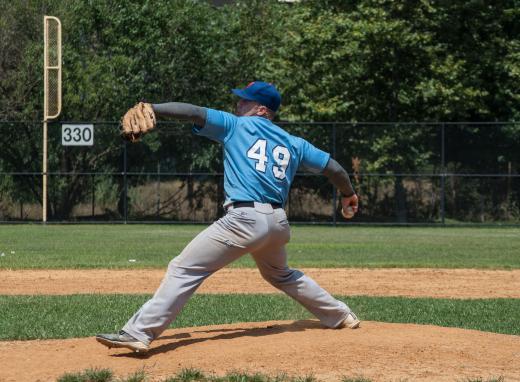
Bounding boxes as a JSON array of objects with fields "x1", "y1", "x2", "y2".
[
  {"x1": 299, "y1": 138, "x2": 331, "y2": 173},
  {"x1": 192, "y1": 108, "x2": 238, "y2": 143}
]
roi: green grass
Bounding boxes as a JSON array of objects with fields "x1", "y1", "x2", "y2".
[
  {"x1": 1, "y1": 294, "x2": 518, "y2": 340},
  {"x1": 0, "y1": 225, "x2": 519, "y2": 269},
  {"x1": 56, "y1": 367, "x2": 506, "y2": 382},
  {"x1": 56, "y1": 367, "x2": 366, "y2": 382},
  {"x1": 57, "y1": 368, "x2": 117, "y2": 382}
]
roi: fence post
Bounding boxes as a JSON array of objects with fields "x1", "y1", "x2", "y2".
[
  {"x1": 91, "y1": 174, "x2": 95, "y2": 218},
  {"x1": 440, "y1": 123, "x2": 446, "y2": 225},
  {"x1": 123, "y1": 141, "x2": 128, "y2": 224},
  {"x1": 156, "y1": 161, "x2": 160, "y2": 219},
  {"x1": 42, "y1": 121, "x2": 48, "y2": 223},
  {"x1": 332, "y1": 123, "x2": 337, "y2": 226}
]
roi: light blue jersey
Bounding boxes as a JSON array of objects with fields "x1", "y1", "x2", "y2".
[{"x1": 193, "y1": 108, "x2": 330, "y2": 206}]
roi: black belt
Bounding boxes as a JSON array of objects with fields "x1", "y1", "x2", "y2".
[{"x1": 230, "y1": 201, "x2": 283, "y2": 209}]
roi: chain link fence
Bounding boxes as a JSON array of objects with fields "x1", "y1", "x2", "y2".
[{"x1": 0, "y1": 121, "x2": 518, "y2": 224}]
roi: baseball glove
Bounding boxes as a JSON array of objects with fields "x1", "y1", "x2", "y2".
[{"x1": 120, "y1": 102, "x2": 156, "y2": 142}]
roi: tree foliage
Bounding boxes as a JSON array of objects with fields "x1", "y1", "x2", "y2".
[{"x1": 0, "y1": 0, "x2": 518, "y2": 221}]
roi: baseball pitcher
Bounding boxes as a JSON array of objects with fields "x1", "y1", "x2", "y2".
[{"x1": 96, "y1": 81, "x2": 360, "y2": 353}]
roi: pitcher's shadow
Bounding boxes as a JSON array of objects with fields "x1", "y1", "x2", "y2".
[{"x1": 113, "y1": 319, "x2": 323, "y2": 358}]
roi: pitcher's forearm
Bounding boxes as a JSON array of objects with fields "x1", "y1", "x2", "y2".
[
  {"x1": 323, "y1": 158, "x2": 355, "y2": 196},
  {"x1": 152, "y1": 102, "x2": 207, "y2": 126}
]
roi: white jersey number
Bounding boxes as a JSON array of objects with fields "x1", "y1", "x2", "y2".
[
  {"x1": 247, "y1": 139, "x2": 268, "y2": 172},
  {"x1": 247, "y1": 139, "x2": 291, "y2": 180}
]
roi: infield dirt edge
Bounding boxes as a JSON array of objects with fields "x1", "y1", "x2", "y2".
[{"x1": 2, "y1": 267, "x2": 520, "y2": 298}]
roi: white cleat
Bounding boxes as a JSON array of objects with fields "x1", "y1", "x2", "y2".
[
  {"x1": 337, "y1": 312, "x2": 361, "y2": 329},
  {"x1": 95, "y1": 330, "x2": 149, "y2": 353}
]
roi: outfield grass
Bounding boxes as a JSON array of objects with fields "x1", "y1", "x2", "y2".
[
  {"x1": 0, "y1": 225, "x2": 519, "y2": 269},
  {"x1": 1, "y1": 294, "x2": 518, "y2": 340}
]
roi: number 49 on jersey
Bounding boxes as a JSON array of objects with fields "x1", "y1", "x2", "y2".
[{"x1": 247, "y1": 139, "x2": 290, "y2": 180}]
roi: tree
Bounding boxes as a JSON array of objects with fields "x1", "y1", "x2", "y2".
[{"x1": 0, "y1": 0, "x2": 518, "y2": 221}]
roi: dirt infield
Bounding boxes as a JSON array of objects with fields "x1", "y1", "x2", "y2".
[
  {"x1": 2, "y1": 268, "x2": 520, "y2": 298},
  {"x1": 2, "y1": 268, "x2": 520, "y2": 381}
]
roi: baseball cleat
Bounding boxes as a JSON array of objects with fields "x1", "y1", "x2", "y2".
[
  {"x1": 95, "y1": 330, "x2": 149, "y2": 353},
  {"x1": 338, "y1": 312, "x2": 361, "y2": 329}
]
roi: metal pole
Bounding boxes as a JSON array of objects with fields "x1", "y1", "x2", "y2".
[
  {"x1": 332, "y1": 123, "x2": 337, "y2": 226},
  {"x1": 156, "y1": 161, "x2": 160, "y2": 218},
  {"x1": 43, "y1": 16, "x2": 48, "y2": 223},
  {"x1": 43, "y1": 121, "x2": 48, "y2": 222},
  {"x1": 123, "y1": 142, "x2": 128, "y2": 224},
  {"x1": 91, "y1": 174, "x2": 95, "y2": 218},
  {"x1": 507, "y1": 161, "x2": 512, "y2": 220},
  {"x1": 440, "y1": 123, "x2": 446, "y2": 224}
]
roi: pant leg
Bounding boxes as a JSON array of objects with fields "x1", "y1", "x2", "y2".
[
  {"x1": 123, "y1": 209, "x2": 269, "y2": 345},
  {"x1": 251, "y1": 210, "x2": 351, "y2": 328}
]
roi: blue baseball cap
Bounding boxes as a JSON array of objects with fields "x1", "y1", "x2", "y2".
[{"x1": 231, "y1": 81, "x2": 281, "y2": 112}]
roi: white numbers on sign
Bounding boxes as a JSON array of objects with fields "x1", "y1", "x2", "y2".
[{"x1": 247, "y1": 139, "x2": 291, "y2": 180}]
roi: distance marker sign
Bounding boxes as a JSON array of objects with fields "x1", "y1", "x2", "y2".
[{"x1": 62, "y1": 124, "x2": 94, "y2": 146}]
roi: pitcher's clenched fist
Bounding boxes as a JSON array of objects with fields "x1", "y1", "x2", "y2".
[{"x1": 341, "y1": 193, "x2": 358, "y2": 219}]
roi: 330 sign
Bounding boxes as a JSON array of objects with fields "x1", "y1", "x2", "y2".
[{"x1": 62, "y1": 124, "x2": 94, "y2": 146}]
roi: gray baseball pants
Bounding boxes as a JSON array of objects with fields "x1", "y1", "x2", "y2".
[{"x1": 123, "y1": 203, "x2": 352, "y2": 346}]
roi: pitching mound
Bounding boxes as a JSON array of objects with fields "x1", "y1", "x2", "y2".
[{"x1": 1, "y1": 320, "x2": 519, "y2": 382}]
